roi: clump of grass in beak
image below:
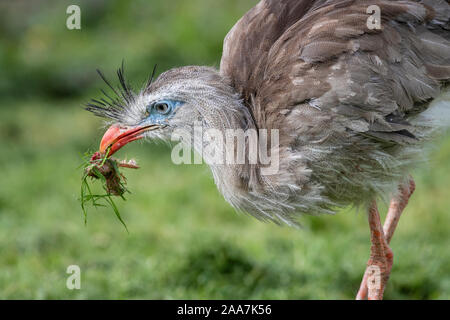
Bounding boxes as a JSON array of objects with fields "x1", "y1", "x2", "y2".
[{"x1": 79, "y1": 147, "x2": 140, "y2": 232}]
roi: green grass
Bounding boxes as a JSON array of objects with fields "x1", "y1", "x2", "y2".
[
  {"x1": 0, "y1": 99, "x2": 449, "y2": 299},
  {"x1": 80, "y1": 150, "x2": 130, "y2": 231}
]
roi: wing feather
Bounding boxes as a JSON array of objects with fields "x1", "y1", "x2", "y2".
[{"x1": 220, "y1": 0, "x2": 450, "y2": 144}]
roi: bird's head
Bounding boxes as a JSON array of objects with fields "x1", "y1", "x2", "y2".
[{"x1": 87, "y1": 65, "x2": 246, "y2": 157}]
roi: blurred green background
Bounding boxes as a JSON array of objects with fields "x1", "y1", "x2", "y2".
[{"x1": 0, "y1": 0, "x2": 449, "y2": 299}]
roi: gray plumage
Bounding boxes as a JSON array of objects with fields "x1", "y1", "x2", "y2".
[{"x1": 87, "y1": 0, "x2": 450, "y2": 226}]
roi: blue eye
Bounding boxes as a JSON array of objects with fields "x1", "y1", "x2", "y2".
[
  {"x1": 154, "y1": 102, "x2": 171, "y2": 115},
  {"x1": 145, "y1": 100, "x2": 183, "y2": 122}
]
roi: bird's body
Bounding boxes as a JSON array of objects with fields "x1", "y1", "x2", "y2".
[
  {"x1": 219, "y1": 0, "x2": 450, "y2": 224},
  {"x1": 87, "y1": 0, "x2": 450, "y2": 299}
]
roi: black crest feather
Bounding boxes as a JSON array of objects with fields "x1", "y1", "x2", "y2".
[{"x1": 85, "y1": 62, "x2": 158, "y2": 121}]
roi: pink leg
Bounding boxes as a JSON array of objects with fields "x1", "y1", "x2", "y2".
[
  {"x1": 383, "y1": 179, "x2": 416, "y2": 243},
  {"x1": 356, "y1": 178, "x2": 416, "y2": 300},
  {"x1": 356, "y1": 201, "x2": 392, "y2": 300}
]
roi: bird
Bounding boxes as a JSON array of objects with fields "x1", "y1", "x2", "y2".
[{"x1": 86, "y1": 0, "x2": 450, "y2": 300}]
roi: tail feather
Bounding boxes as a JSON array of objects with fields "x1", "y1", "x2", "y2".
[{"x1": 414, "y1": 88, "x2": 450, "y2": 130}]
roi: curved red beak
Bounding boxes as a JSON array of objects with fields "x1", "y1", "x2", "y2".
[{"x1": 99, "y1": 124, "x2": 155, "y2": 157}]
